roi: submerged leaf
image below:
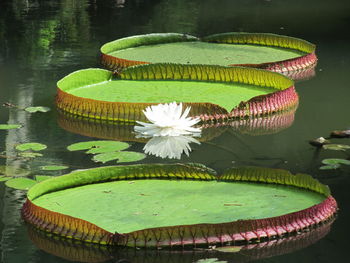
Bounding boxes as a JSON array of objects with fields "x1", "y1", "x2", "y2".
[
  {"x1": 0, "y1": 124, "x2": 22, "y2": 130},
  {"x1": 40, "y1": 165, "x2": 69, "y2": 171},
  {"x1": 319, "y1": 164, "x2": 341, "y2": 170},
  {"x1": 5, "y1": 178, "x2": 37, "y2": 190},
  {"x1": 16, "y1": 142, "x2": 47, "y2": 151},
  {"x1": 0, "y1": 165, "x2": 30, "y2": 177},
  {"x1": 92, "y1": 151, "x2": 146, "y2": 163},
  {"x1": 322, "y1": 159, "x2": 350, "y2": 166},
  {"x1": 25, "y1": 106, "x2": 51, "y2": 113},
  {"x1": 323, "y1": 144, "x2": 350, "y2": 151},
  {"x1": 67, "y1": 140, "x2": 129, "y2": 153}
]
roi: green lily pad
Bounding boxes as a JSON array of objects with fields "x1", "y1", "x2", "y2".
[
  {"x1": 15, "y1": 142, "x2": 47, "y2": 151},
  {"x1": 0, "y1": 176, "x2": 10, "y2": 182},
  {"x1": 57, "y1": 64, "x2": 296, "y2": 123},
  {"x1": 24, "y1": 106, "x2": 51, "y2": 113},
  {"x1": 0, "y1": 124, "x2": 22, "y2": 130},
  {"x1": 40, "y1": 165, "x2": 69, "y2": 171},
  {"x1": 319, "y1": 164, "x2": 341, "y2": 170},
  {"x1": 322, "y1": 158, "x2": 350, "y2": 166},
  {"x1": 322, "y1": 144, "x2": 350, "y2": 151},
  {"x1": 92, "y1": 151, "x2": 146, "y2": 163},
  {"x1": 67, "y1": 140, "x2": 130, "y2": 154},
  {"x1": 24, "y1": 165, "x2": 335, "y2": 248},
  {"x1": 5, "y1": 178, "x2": 36, "y2": 190},
  {"x1": 101, "y1": 33, "x2": 315, "y2": 68}
]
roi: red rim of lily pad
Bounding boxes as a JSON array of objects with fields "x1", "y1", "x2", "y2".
[
  {"x1": 100, "y1": 32, "x2": 317, "y2": 76},
  {"x1": 22, "y1": 164, "x2": 337, "y2": 248},
  {"x1": 56, "y1": 64, "x2": 298, "y2": 123}
]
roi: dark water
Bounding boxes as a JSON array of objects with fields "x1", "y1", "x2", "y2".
[{"x1": 0, "y1": 0, "x2": 350, "y2": 262}]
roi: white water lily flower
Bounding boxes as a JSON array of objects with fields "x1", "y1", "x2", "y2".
[
  {"x1": 143, "y1": 135, "x2": 201, "y2": 159},
  {"x1": 134, "y1": 102, "x2": 201, "y2": 137}
]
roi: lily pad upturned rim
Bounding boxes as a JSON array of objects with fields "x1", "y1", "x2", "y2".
[
  {"x1": 56, "y1": 64, "x2": 298, "y2": 123},
  {"x1": 22, "y1": 164, "x2": 337, "y2": 248},
  {"x1": 100, "y1": 32, "x2": 317, "y2": 73}
]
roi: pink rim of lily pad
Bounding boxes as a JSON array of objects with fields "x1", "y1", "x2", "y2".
[{"x1": 22, "y1": 164, "x2": 337, "y2": 248}]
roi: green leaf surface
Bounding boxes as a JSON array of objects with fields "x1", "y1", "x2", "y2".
[
  {"x1": 110, "y1": 41, "x2": 304, "y2": 66},
  {"x1": 33, "y1": 179, "x2": 325, "y2": 233},
  {"x1": 92, "y1": 151, "x2": 146, "y2": 163},
  {"x1": 0, "y1": 176, "x2": 10, "y2": 182},
  {"x1": 15, "y1": 142, "x2": 47, "y2": 151},
  {"x1": 40, "y1": 165, "x2": 69, "y2": 171},
  {"x1": 322, "y1": 158, "x2": 350, "y2": 166},
  {"x1": 212, "y1": 246, "x2": 242, "y2": 253},
  {"x1": 323, "y1": 144, "x2": 350, "y2": 151},
  {"x1": 5, "y1": 178, "x2": 36, "y2": 190},
  {"x1": 0, "y1": 124, "x2": 22, "y2": 130},
  {"x1": 67, "y1": 140, "x2": 129, "y2": 154},
  {"x1": 196, "y1": 259, "x2": 227, "y2": 263},
  {"x1": 320, "y1": 164, "x2": 341, "y2": 170},
  {"x1": 25, "y1": 106, "x2": 51, "y2": 113}
]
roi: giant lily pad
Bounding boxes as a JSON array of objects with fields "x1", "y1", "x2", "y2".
[
  {"x1": 56, "y1": 64, "x2": 298, "y2": 122},
  {"x1": 101, "y1": 33, "x2": 317, "y2": 76},
  {"x1": 22, "y1": 164, "x2": 337, "y2": 248}
]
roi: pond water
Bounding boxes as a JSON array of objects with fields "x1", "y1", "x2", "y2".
[{"x1": 0, "y1": 0, "x2": 350, "y2": 262}]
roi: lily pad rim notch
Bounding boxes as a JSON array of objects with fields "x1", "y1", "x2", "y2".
[
  {"x1": 100, "y1": 32, "x2": 317, "y2": 73},
  {"x1": 56, "y1": 64, "x2": 298, "y2": 123},
  {"x1": 22, "y1": 164, "x2": 337, "y2": 248}
]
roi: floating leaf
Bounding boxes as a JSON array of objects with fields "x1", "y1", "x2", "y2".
[
  {"x1": 319, "y1": 164, "x2": 341, "y2": 170},
  {"x1": 213, "y1": 246, "x2": 242, "y2": 253},
  {"x1": 16, "y1": 142, "x2": 47, "y2": 151},
  {"x1": 322, "y1": 159, "x2": 350, "y2": 166},
  {"x1": 330, "y1": 130, "x2": 350, "y2": 138},
  {"x1": 322, "y1": 144, "x2": 350, "y2": 151},
  {"x1": 0, "y1": 124, "x2": 22, "y2": 130},
  {"x1": 5, "y1": 178, "x2": 36, "y2": 190},
  {"x1": 67, "y1": 140, "x2": 129, "y2": 154},
  {"x1": 18, "y1": 152, "x2": 43, "y2": 158},
  {"x1": 0, "y1": 176, "x2": 10, "y2": 182},
  {"x1": 40, "y1": 165, "x2": 69, "y2": 171},
  {"x1": 25, "y1": 106, "x2": 51, "y2": 113},
  {"x1": 92, "y1": 151, "x2": 146, "y2": 163},
  {"x1": 35, "y1": 175, "x2": 52, "y2": 182}
]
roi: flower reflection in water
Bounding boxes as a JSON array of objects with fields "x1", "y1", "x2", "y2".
[{"x1": 143, "y1": 135, "x2": 200, "y2": 159}]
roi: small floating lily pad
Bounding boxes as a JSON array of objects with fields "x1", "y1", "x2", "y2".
[
  {"x1": 16, "y1": 142, "x2": 47, "y2": 152},
  {"x1": 40, "y1": 165, "x2": 69, "y2": 171},
  {"x1": 5, "y1": 178, "x2": 37, "y2": 190},
  {"x1": 67, "y1": 140, "x2": 129, "y2": 154},
  {"x1": 92, "y1": 151, "x2": 146, "y2": 163},
  {"x1": 18, "y1": 152, "x2": 43, "y2": 158},
  {"x1": 0, "y1": 124, "x2": 22, "y2": 130},
  {"x1": 323, "y1": 144, "x2": 350, "y2": 151},
  {"x1": 25, "y1": 106, "x2": 51, "y2": 113}
]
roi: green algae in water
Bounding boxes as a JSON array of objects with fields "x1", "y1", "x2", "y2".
[
  {"x1": 109, "y1": 42, "x2": 305, "y2": 66},
  {"x1": 33, "y1": 180, "x2": 325, "y2": 233},
  {"x1": 69, "y1": 80, "x2": 276, "y2": 112}
]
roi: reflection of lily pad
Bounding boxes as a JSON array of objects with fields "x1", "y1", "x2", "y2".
[
  {"x1": 0, "y1": 124, "x2": 22, "y2": 130},
  {"x1": 101, "y1": 33, "x2": 316, "y2": 74},
  {"x1": 16, "y1": 142, "x2": 47, "y2": 151},
  {"x1": 40, "y1": 165, "x2": 69, "y2": 171},
  {"x1": 25, "y1": 106, "x2": 51, "y2": 113},
  {"x1": 0, "y1": 165, "x2": 30, "y2": 177},
  {"x1": 56, "y1": 64, "x2": 297, "y2": 122},
  {"x1": 23, "y1": 165, "x2": 337, "y2": 248},
  {"x1": 67, "y1": 140, "x2": 129, "y2": 154},
  {"x1": 92, "y1": 151, "x2": 146, "y2": 163},
  {"x1": 323, "y1": 144, "x2": 350, "y2": 151},
  {"x1": 5, "y1": 178, "x2": 37, "y2": 190}
]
